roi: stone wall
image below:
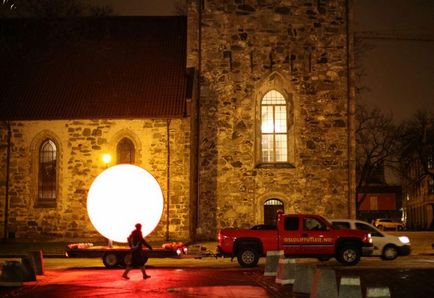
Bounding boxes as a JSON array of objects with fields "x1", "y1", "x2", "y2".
[
  {"x1": 195, "y1": 0, "x2": 355, "y2": 239},
  {"x1": 0, "y1": 118, "x2": 192, "y2": 242}
]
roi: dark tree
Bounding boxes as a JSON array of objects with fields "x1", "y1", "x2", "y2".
[
  {"x1": 399, "y1": 111, "x2": 434, "y2": 185},
  {"x1": 355, "y1": 103, "x2": 401, "y2": 215}
]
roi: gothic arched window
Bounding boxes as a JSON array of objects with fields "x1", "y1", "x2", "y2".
[
  {"x1": 260, "y1": 90, "x2": 288, "y2": 163},
  {"x1": 117, "y1": 137, "x2": 135, "y2": 164},
  {"x1": 38, "y1": 139, "x2": 57, "y2": 206}
]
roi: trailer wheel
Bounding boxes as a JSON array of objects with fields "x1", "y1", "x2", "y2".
[
  {"x1": 122, "y1": 253, "x2": 132, "y2": 267},
  {"x1": 102, "y1": 252, "x2": 120, "y2": 268},
  {"x1": 237, "y1": 247, "x2": 259, "y2": 268}
]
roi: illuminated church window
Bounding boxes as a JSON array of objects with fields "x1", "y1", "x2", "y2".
[{"x1": 261, "y1": 90, "x2": 288, "y2": 163}]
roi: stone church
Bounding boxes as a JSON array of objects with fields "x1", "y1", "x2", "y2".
[{"x1": 0, "y1": 0, "x2": 356, "y2": 242}]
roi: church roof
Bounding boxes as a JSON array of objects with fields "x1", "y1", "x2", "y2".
[{"x1": 0, "y1": 16, "x2": 189, "y2": 120}]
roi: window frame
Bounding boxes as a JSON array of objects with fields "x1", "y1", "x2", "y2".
[
  {"x1": 116, "y1": 137, "x2": 135, "y2": 164},
  {"x1": 258, "y1": 90, "x2": 291, "y2": 166},
  {"x1": 36, "y1": 139, "x2": 58, "y2": 208}
]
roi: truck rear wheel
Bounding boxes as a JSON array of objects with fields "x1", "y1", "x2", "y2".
[
  {"x1": 337, "y1": 245, "x2": 360, "y2": 266},
  {"x1": 237, "y1": 247, "x2": 259, "y2": 268},
  {"x1": 102, "y1": 252, "x2": 120, "y2": 268}
]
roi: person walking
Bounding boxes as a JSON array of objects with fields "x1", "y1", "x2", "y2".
[{"x1": 122, "y1": 223, "x2": 153, "y2": 279}]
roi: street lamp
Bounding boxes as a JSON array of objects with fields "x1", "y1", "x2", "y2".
[{"x1": 102, "y1": 153, "x2": 112, "y2": 169}]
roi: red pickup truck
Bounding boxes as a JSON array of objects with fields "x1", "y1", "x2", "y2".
[{"x1": 217, "y1": 213, "x2": 373, "y2": 267}]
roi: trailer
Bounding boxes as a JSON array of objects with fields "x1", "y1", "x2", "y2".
[{"x1": 65, "y1": 242, "x2": 187, "y2": 268}]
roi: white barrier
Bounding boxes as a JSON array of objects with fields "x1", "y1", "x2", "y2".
[
  {"x1": 264, "y1": 250, "x2": 284, "y2": 276},
  {"x1": 366, "y1": 287, "x2": 391, "y2": 298},
  {"x1": 338, "y1": 276, "x2": 362, "y2": 298},
  {"x1": 275, "y1": 258, "x2": 296, "y2": 285},
  {"x1": 293, "y1": 263, "x2": 316, "y2": 294},
  {"x1": 0, "y1": 259, "x2": 36, "y2": 282},
  {"x1": 310, "y1": 268, "x2": 338, "y2": 298},
  {"x1": 28, "y1": 250, "x2": 44, "y2": 275}
]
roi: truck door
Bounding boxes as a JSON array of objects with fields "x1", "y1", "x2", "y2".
[
  {"x1": 299, "y1": 215, "x2": 334, "y2": 254},
  {"x1": 279, "y1": 215, "x2": 302, "y2": 255}
]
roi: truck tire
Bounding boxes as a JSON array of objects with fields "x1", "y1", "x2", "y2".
[
  {"x1": 102, "y1": 252, "x2": 120, "y2": 268},
  {"x1": 237, "y1": 247, "x2": 259, "y2": 268},
  {"x1": 336, "y1": 245, "x2": 360, "y2": 266},
  {"x1": 381, "y1": 245, "x2": 398, "y2": 260}
]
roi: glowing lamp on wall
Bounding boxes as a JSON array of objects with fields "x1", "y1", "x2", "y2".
[{"x1": 87, "y1": 164, "x2": 164, "y2": 243}]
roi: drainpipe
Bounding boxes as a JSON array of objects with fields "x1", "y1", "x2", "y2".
[
  {"x1": 166, "y1": 119, "x2": 171, "y2": 241},
  {"x1": 345, "y1": 0, "x2": 356, "y2": 218},
  {"x1": 3, "y1": 121, "x2": 11, "y2": 242},
  {"x1": 194, "y1": 0, "x2": 202, "y2": 242}
]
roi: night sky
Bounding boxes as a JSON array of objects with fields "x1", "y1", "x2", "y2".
[
  {"x1": 92, "y1": 0, "x2": 434, "y2": 122},
  {"x1": 353, "y1": 0, "x2": 434, "y2": 121}
]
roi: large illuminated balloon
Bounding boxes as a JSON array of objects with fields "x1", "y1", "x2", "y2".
[{"x1": 87, "y1": 164, "x2": 164, "y2": 243}]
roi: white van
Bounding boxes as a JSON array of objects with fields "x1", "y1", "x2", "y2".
[{"x1": 329, "y1": 219, "x2": 411, "y2": 260}]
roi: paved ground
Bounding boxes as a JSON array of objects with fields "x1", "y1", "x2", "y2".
[
  {"x1": 1, "y1": 267, "x2": 281, "y2": 298},
  {"x1": 3, "y1": 259, "x2": 434, "y2": 298},
  {"x1": 0, "y1": 232, "x2": 433, "y2": 297},
  {"x1": 0, "y1": 259, "x2": 301, "y2": 298}
]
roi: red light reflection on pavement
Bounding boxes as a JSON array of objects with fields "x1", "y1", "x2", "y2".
[{"x1": 3, "y1": 268, "x2": 291, "y2": 298}]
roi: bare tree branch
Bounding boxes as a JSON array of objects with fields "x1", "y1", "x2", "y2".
[
  {"x1": 355, "y1": 103, "x2": 401, "y2": 215},
  {"x1": 399, "y1": 110, "x2": 434, "y2": 192}
]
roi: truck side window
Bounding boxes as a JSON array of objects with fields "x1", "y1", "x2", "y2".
[
  {"x1": 284, "y1": 217, "x2": 299, "y2": 231},
  {"x1": 332, "y1": 222, "x2": 350, "y2": 229},
  {"x1": 304, "y1": 217, "x2": 325, "y2": 231}
]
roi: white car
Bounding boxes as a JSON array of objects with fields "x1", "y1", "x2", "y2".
[{"x1": 330, "y1": 219, "x2": 411, "y2": 260}]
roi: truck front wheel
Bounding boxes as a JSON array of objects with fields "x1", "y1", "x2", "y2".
[
  {"x1": 336, "y1": 245, "x2": 360, "y2": 266},
  {"x1": 237, "y1": 247, "x2": 259, "y2": 268},
  {"x1": 102, "y1": 252, "x2": 120, "y2": 268}
]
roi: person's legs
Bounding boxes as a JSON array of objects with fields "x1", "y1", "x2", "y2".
[
  {"x1": 122, "y1": 267, "x2": 131, "y2": 279},
  {"x1": 141, "y1": 266, "x2": 150, "y2": 278}
]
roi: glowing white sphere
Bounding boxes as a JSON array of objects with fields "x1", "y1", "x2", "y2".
[{"x1": 87, "y1": 164, "x2": 164, "y2": 243}]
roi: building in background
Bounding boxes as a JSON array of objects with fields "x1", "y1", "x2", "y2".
[
  {"x1": 403, "y1": 150, "x2": 434, "y2": 230},
  {"x1": 0, "y1": 0, "x2": 356, "y2": 242},
  {"x1": 355, "y1": 157, "x2": 403, "y2": 224}
]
